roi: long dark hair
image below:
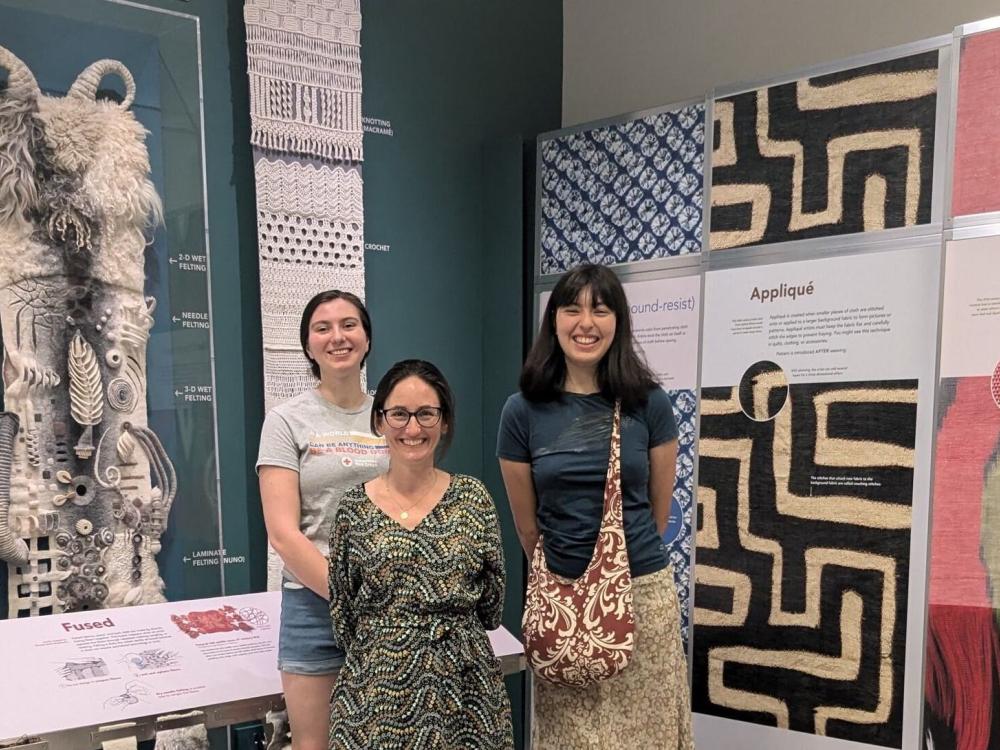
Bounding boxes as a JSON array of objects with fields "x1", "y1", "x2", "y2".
[
  {"x1": 371, "y1": 359, "x2": 455, "y2": 457},
  {"x1": 298, "y1": 290, "x2": 372, "y2": 378},
  {"x1": 520, "y1": 263, "x2": 658, "y2": 412}
]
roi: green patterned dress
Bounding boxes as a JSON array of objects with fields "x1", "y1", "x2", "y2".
[{"x1": 328, "y1": 474, "x2": 514, "y2": 749}]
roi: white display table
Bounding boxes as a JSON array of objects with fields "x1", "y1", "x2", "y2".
[{"x1": 0, "y1": 591, "x2": 525, "y2": 749}]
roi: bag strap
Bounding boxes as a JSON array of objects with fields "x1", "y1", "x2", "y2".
[
  {"x1": 529, "y1": 399, "x2": 625, "y2": 582},
  {"x1": 601, "y1": 400, "x2": 622, "y2": 520}
]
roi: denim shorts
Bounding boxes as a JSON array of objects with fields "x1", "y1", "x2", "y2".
[{"x1": 277, "y1": 581, "x2": 346, "y2": 675}]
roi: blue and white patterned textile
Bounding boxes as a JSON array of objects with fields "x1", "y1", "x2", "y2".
[
  {"x1": 539, "y1": 105, "x2": 705, "y2": 275},
  {"x1": 666, "y1": 388, "x2": 696, "y2": 654}
]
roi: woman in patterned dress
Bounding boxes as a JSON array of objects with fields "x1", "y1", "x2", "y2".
[
  {"x1": 497, "y1": 263, "x2": 694, "y2": 748},
  {"x1": 328, "y1": 359, "x2": 514, "y2": 750}
]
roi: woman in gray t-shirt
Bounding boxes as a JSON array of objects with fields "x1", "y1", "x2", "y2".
[{"x1": 256, "y1": 290, "x2": 388, "y2": 749}]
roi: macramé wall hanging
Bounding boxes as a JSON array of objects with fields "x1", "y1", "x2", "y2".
[
  {"x1": 244, "y1": 0, "x2": 366, "y2": 415},
  {"x1": 0, "y1": 47, "x2": 174, "y2": 617}
]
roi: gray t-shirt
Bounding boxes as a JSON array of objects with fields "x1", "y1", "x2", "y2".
[{"x1": 256, "y1": 390, "x2": 389, "y2": 584}]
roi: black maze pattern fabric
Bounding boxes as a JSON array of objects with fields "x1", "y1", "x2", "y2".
[
  {"x1": 693, "y1": 380, "x2": 918, "y2": 747},
  {"x1": 710, "y1": 51, "x2": 938, "y2": 251}
]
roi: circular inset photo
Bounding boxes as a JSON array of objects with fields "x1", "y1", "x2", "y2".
[
  {"x1": 992, "y1": 360, "x2": 1000, "y2": 410},
  {"x1": 739, "y1": 360, "x2": 788, "y2": 421},
  {"x1": 662, "y1": 495, "x2": 684, "y2": 546}
]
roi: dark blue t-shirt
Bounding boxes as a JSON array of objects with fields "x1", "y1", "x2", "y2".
[{"x1": 496, "y1": 388, "x2": 678, "y2": 579}]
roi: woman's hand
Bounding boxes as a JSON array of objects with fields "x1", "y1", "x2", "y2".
[
  {"x1": 648, "y1": 439, "x2": 679, "y2": 537},
  {"x1": 259, "y1": 465, "x2": 331, "y2": 598}
]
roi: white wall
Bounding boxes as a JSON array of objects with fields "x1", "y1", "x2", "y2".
[{"x1": 562, "y1": 0, "x2": 999, "y2": 126}]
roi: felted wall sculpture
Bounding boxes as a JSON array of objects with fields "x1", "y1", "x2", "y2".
[
  {"x1": 244, "y1": 0, "x2": 367, "y2": 415},
  {"x1": 924, "y1": 376, "x2": 1000, "y2": 750},
  {"x1": 710, "y1": 52, "x2": 939, "y2": 251},
  {"x1": 538, "y1": 104, "x2": 704, "y2": 274},
  {"x1": 693, "y1": 380, "x2": 917, "y2": 747},
  {"x1": 0, "y1": 47, "x2": 174, "y2": 616},
  {"x1": 951, "y1": 29, "x2": 1000, "y2": 218}
]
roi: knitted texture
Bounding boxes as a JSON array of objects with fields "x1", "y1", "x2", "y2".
[
  {"x1": 255, "y1": 158, "x2": 365, "y2": 412},
  {"x1": 245, "y1": 0, "x2": 362, "y2": 160},
  {"x1": 245, "y1": 1, "x2": 366, "y2": 418}
]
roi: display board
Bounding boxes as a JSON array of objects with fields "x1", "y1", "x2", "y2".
[
  {"x1": 528, "y1": 16, "x2": 1000, "y2": 750},
  {"x1": 709, "y1": 50, "x2": 941, "y2": 252},
  {"x1": 0, "y1": 591, "x2": 280, "y2": 740},
  {"x1": 693, "y1": 246, "x2": 940, "y2": 749},
  {"x1": 536, "y1": 102, "x2": 705, "y2": 276},
  {"x1": 923, "y1": 234, "x2": 1000, "y2": 749},
  {"x1": 0, "y1": 0, "x2": 225, "y2": 618}
]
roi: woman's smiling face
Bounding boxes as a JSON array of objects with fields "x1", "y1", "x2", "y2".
[
  {"x1": 378, "y1": 375, "x2": 447, "y2": 465},
  {"x1": 305, "y1": 298, "x2": 369, "y2": 378},
  {"x1": 554, "y1": 286, "x2": 617, "y2": 372}
]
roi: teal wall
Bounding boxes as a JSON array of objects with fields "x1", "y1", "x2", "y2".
[
  {"x1": 159, "y1": 0, "x2": 563, "y2": 612},
  {"x1": 4, "y1": 0, "x2": 561, "y2": 743},
  {"x1": 139, "y1": 0, "x2": 266, "y2": 597}
]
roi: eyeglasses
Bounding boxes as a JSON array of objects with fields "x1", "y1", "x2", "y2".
[{"x1": 380, "y1": 406, "x2": 443, "y2": 428}]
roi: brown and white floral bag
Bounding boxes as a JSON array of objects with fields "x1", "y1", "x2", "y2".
[{"x1": 522, "y1": 402, "x2": 635, "y2": 687}]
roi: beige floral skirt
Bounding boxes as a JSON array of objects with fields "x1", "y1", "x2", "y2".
[{"x1": 531, "y1": 566, "x2": 694, "y2": 749}]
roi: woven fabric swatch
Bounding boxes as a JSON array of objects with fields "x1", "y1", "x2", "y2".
[
  {"x1": 710, "y1": 51, "x2": 938, "y2": 251},
  {"x1": 952, "y1": 30, "x2": 1000, "y2": 217},
  {"x1": 924, "y1": 376, "x2": 1000, "y2": 750},
  {"x1": 693, "y1": 380, "x2": 917, "y2": 747},
  {"x1": 539, "y1": 104, "x2": 704, "y2": 274},
  {"x1": 245, "y1": 0, "x2": 362, "y2": 160}
]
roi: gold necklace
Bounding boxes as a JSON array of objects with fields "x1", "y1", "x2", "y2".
[{"x1": 383, "y1": 471, "x2": 438, "y2": 521}]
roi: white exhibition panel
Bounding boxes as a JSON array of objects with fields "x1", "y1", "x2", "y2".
[
  {"x1": 701, "y1": 247, "x2": 941, "y2": 387},
  {"x1": 624, "y1": 275, "x2": 701, "y2": 390},
  {"x1": 940, "y1": 234, "x2": 1000, "y2": 377},
  {"x1": 0, "y1": 591, "x2": 524, "y2": 740},
  {"x1": 695, "y1": 244, "x2": 941, "y2": 750}
]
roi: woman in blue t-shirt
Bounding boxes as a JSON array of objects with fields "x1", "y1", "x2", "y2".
[{"x1": 497, "y1": 263, "x2": 693, "y2": 749}]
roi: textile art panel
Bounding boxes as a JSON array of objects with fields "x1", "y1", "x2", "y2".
[
  {"x1": 539, "y1": 104, "x2": 705, "y2": 274},
  {"x1": 244, "y1": 0, "x2": 362, "y2": 160},
  {"x1": 952, "y1": 30, "x2": 1000, "y2": 217},
  {"x1": 710, "y1": 51, "x2": 939, "y2": 251},
  {"x1": 244, "y1": 0, "x2": 366, "y2": 415},
  {"x1": 666, "y1": 389, "x2": 697, "y2": 652},
  {"x1": 924, "y1": 377, "x2": 1000, "y2": 750},
  {"x1": 693, "y1": 380, "x2": 917, "y2": 747},
  {"x1": 0, "y1": 48, "x2": 178, "y2": 616},
  {"x1": 255, "y1": 159, "x2": 365, "y2": 411}
]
